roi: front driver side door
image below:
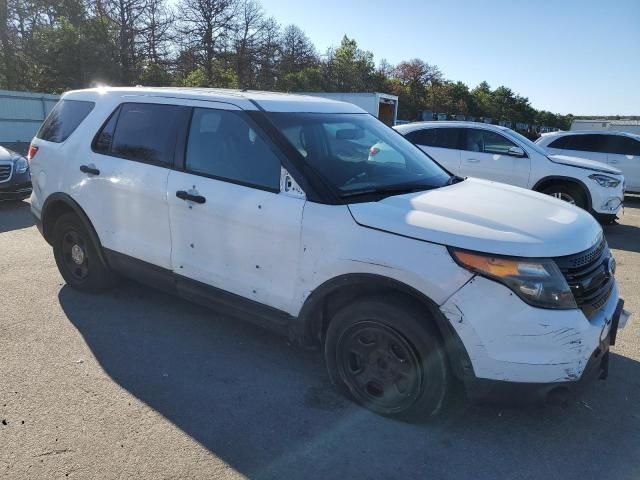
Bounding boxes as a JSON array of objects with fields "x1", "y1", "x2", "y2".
[
  {"x1": 167, "y1": 105, "x2": 305, "y2": 314},
  {"x1": 459, "y1": 128, "x2": 531, "y2": 187}
]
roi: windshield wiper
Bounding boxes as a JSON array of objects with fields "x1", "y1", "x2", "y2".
[{"x1": 339, "y1": 183, "x2": 439, "y2": 199}]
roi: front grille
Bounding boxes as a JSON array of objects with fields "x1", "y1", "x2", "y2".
[
  {"x1": 555, "y1": 237, "x2": 615, "y2": 319},
  {"x1": 0, "y1": 162, "x2": 12, "y2": 183}
]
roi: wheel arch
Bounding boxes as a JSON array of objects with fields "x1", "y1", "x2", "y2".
[
  {"x1": 41, "y1": 193, "x2": 108, "y2": 266},
  {"x1": 532, "y1": 176, "x2": 592, "y2": 210},
  {"x1": 293, "y1": 273, "x2": 473, "y2": 380}
]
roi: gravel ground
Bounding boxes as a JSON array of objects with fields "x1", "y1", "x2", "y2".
[{"x1": 1, "y1": 196, "x2": 639, "y2": 480}]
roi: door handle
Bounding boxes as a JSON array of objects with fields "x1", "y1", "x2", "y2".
[
  {"x1": 609, "y1": 159, "x2": 620, "y2": 164},
  {"x1": 80, "y1": 165, "x2": 100, "y2": 175},
  {"x1": 465, "y1": 158, "x2": 480, "y2": 163},
  {"x1": 176, "y1": 190, "x2": 206, "y2": 204}
]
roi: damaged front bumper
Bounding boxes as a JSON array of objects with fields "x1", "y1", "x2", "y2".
[{"x1": 440, "y1": 275, "x2": 631, "y2": 404}]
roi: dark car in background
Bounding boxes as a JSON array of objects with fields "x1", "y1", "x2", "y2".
[{"x1": 0, "y1": 146, "x2": 32, "y2": 201}]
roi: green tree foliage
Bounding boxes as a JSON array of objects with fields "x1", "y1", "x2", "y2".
[{"x1": 0, "y1": 0, "x2": 572, "y2": 129}]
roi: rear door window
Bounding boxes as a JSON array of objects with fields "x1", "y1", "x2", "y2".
[
  {"x1": 36, "y1": 99, "x2": 95, "y2": 143},
  {"x1": 406, "y1": 128, "x2": 462, "y2": 149},
  {"x1": 93, "y1": 103, "x2": 190, "y2": 166},
  {"x1": 561, "y1": 134, "x2": 608, "y2": 153}
]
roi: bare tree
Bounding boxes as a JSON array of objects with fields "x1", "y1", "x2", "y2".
[
  {"x1": 254, "y1": 16, "x2": 279, "y2": 90},
  {"x1": 138, "y1": 0, "x2": 174, "y2": 65},
  {"x1": 393, "y1": 58, "x2": 442, "y2": 113},
  {"x1": 179, "y1": 0, "x2": 237, "y2": 86},
  {"x1": 231, "y1": 0, "x2": 264, "y2": 89},
  {"x1": 102, "y1": 0, "x2": 148, "y2": 85}
]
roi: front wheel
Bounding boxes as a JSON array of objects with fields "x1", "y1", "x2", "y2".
[
  {"x1": 542, "y1": 183, "x2": 588, "y2": 210},
  {"x1": 324, "y1": 298, "x2": 450, "y2": 421}
]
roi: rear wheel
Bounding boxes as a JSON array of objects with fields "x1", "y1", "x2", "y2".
[
  {"x1": 52, "y1": 213, "x2": 116, "y2": 292},
  {"x1": 324, "y1": 298, "x2": 449, "y2": 420},
  {"x1": 541, "y1": 183, "x2": 588, "y2": 210}
]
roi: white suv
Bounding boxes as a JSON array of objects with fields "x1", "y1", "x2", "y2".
[
  {"x1": 394, "y1": 121, "x2": 625, "y2": 223},
  {"x1": 29, "y1": 88, "x2": 630, "y2": 419},
  {"x1": 536, "y1": 130, "x2": 640, "y2": 193}
]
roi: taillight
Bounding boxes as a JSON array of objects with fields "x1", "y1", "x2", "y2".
[
  {"x1": 369, "y1": 146, "x2": 380, "y2": 156},
  {"x1": 27, "y1": 145, "x2": 39, "y2": 162}
]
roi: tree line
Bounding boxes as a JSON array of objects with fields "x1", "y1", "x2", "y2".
[{"x1": 0, "y1": 0, "x2": 573, "y2": 129}]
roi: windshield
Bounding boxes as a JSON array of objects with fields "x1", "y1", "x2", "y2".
[
  {"x1": 507, "y1": 129, "x2": 549, "y2": 156},
  {"x1": 265, "y1": 112, "x2": 452, "y2": 197}
]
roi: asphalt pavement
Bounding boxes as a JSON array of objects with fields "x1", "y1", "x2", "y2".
[{"x1": 1, "y1": 197, "x2": 639, "y2": 480}]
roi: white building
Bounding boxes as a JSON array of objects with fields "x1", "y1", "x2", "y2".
[
  {"x1": 570, "y1": 119, "x2": 640, "y2": 134},
  {"x1": 301, "y1": 92, "x2": 398, "y2": 126}
]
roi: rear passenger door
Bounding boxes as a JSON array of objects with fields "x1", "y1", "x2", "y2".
[
  {"x1": 404, "y1": 127, "x2": 462, "y2": 174},
  {"x1": 167, "y1": 105, "x2": 305, "y2": 314},
  {"x1": 605, "y1": 135, "x2": 640, "y2": 191},
  {"x1": 79, "y1": 99, "x2": 190, "y2": 269},
  {"x1": 459, "y1": 128, "x2": 531, "y2": 187}
]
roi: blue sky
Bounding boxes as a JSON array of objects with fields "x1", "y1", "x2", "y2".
[{"x1": 258, "y1": 0, "x2": 640, "y2": 116}]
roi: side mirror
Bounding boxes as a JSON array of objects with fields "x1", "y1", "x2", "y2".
[{"x1": 507, "y1": 146, "x2": 526, "y2": 157}]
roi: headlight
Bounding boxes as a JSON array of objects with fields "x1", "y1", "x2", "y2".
[
  {"x1": 15, "y1": 157, "x2": 29, "y2": 174},
  {"x1": 450, "y1": 249, "x2": 577, "y2": 310},
  {"x1": 589, "y1": 173, "x2": 620, "y2": 188}
]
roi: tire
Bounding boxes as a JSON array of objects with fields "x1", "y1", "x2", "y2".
[
  {"x1": 52, "y1": 212, "x2": 116, "y2": 292},
  {"x1": 542, "y1": 183, "x2": 588, "y2": 210},
  {"x1": 324, "y1": 297, "x2": 450, "y2": 421}
]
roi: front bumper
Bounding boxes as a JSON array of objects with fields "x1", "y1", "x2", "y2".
[
  {"x1": 0, "y1": 169, "x2": 32, "y2": 201},
  {"x1": 462, "y1": 299, "x2": 630, "y2": 405},
  {"x1": 590, "y1": 181, "x2": 624, "y2": 216},
  {"x1": 440, "y1": 275, "x2": 630, "y2": 386}
]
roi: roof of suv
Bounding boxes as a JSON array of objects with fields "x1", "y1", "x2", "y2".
[
  {"x1": 62, "y1": 87, "x2": 367, "y2": 114},
  {"x1": 394, "y1": 120, "x2": 512, "y2": 134}
]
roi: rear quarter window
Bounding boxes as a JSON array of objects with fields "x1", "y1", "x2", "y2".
[
  {"x1": 36, "y1": 99, "x2": 95, "y2": 143},
  {"x1": 547, "y1": 136, "x2": 573, "y2": 149},
  {"x1": 550, "y1": 134, "x2": 608, "y2": 153}
]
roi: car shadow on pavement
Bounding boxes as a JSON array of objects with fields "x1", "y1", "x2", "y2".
[
  {"x1": 0, "y1": 200, "x2": 34, "y2": 233},
  {"x1": 58, "y1": 281, "x2": 640, "y2": 480}
]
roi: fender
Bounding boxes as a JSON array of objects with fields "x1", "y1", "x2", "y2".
[
  {"x1": 293, "y1": 273, "x2": 473, "y2": 379},
  {"x1": 40, "y1": 192, "x2": 110, "y2": 267},
  {"x1": 532, "y1": 175, "x2": 593, "y2": 210}
]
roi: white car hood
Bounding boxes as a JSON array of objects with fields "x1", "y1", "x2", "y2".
[
  {"x1": 348, "y1": 178, "x2": 602, "y2": 257},
  {"x1": 548, "y1": 154, "x2": 621, "y2": 175}
]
